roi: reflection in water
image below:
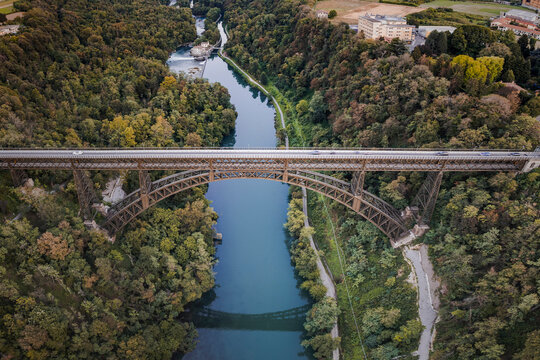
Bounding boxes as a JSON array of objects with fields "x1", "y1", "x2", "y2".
[{"x1": 187, "y1": 304, "x2": 310, "y2": 332}]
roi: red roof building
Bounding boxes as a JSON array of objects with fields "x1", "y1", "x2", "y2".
[{"x1": 491, "y1": 17, "x2": 540, "y2": 39}]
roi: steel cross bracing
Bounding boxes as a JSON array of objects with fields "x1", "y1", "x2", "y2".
[{"x1": 73, "y1": 170, "x2": 97, "y2": 219}]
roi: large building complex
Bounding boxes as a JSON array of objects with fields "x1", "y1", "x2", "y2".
[{"x1": 358, "y1": 14, "x2": 415, "y2": 42}]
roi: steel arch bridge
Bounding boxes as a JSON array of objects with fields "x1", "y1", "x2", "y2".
[
  {"x1": 104, "y1": 169, "x2": 408, "y2": 240},
  {"x1": 2, "y1": 148, "x2": 539, "y2": 244}
]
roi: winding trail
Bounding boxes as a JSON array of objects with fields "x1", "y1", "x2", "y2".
[{"x1": 302, "y1": 188, "x2": 339, "y2": 360}]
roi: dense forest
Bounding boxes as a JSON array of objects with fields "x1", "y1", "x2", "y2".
[
  {"x1": 217, "y1": 0, "x2": 540, "y2": 358},
  {"x1": 0, "y1": 0, "x2": 237, "y2": 358}
]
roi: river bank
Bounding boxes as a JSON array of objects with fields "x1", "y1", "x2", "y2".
[
  {"x1": 220, "y1": 23, "x2": 441, "y2": 359},
  {"x1": 217, "y1": 25, "x2": 341, "y2": 359},
  {"x1": 168, "y1": 15, "x2": 311, "y2": 360}
]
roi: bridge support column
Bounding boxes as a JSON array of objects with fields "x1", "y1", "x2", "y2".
[
  {"x1": 73, "y1": 170, "x2": 97, "y2": 219},
  {"x1": 413, "y1": 171, "x2": 443, "y2": 225},
  {"x1": 351, "y1": 171, "x2": 365, "y2": 196},
  {"x1": 282, "y1": 159, "x2": 289, "y2": 183},
  {"x1": 138, "y1": 170, "x2": 151, "y2": 210},
  {"x1": 352, "y1": 196, "x2": 362, "y2": 212},
  {"x1": 10, "y1": 169, "x2": 28, "y2": 187}
]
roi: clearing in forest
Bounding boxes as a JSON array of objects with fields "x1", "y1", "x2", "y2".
[
  {"x1": 315, "y1": 0, "x2": 428, "y2": 25},
  {"x1": 419, "y1": 0, "x2": 536, "y2": 17},
  {"x1": 315, "y1": 0, "x2": 535, "y2": 25},
  {"x1": 0, "y1": 0, "x2": 14, "y2": 15}
]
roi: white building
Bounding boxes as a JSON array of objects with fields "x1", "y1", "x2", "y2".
[
  {"x1": 358, "y1": 14, "x2": 415, "y2": 42},
  {"x1": 501, "y1": 9, "x2": 538, "y2": 24},
  {"x1": 491, "y1": 17, "x2": 540, "y2": 40},
  {"x1": 0, "y1": 25, "x2": 20, "y2": 36},
  {"x1": 316, "y1": 10, "x2": 328, "y2": 19},
  {"x1": 417, "y1": 26, "x2": 456, "y2": 38}
]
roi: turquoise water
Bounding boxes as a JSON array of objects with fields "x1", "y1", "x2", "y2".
[{"x1": 169, "y1": 44, "x2": 311, "y2": 359}]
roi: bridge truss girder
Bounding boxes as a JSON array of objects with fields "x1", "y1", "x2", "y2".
[
  {"x1": 1, "y1": 154, "x2": 529, "y2": 172},
  {"x1": 103, "y1": 169, "x2": 410, "y2": 240}
]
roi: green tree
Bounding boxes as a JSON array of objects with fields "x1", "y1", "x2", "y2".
[
  {"x1": 302, "y1": 334, "x2": 340, "y2": 359},
  {"x1": 308, "y1": 91, "x2": 327, "y2": 123},
  {"x1": 304, "y1": 297, "x2": 340, "y2": 335},
  {"x1": 296, "y1": 99, "x2": 309, "y2": 116},
  {"x1": 393, "y1": 319, "x2": 424, "y2": 346}
]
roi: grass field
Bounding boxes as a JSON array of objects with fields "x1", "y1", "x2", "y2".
[
  {"x1": 315, "y1": 0, "x2": 424, "y2": 24},
  {"x1": 420, "y1": 0, "x2": 536, "y2": 17},
  {"x1": 315, "y1": 0, "x2": 535, "y2": 24},
  {"x1": 0, "y1": 6, "x2": 14, "y2": 14},
  {"x1": 0, "y1": 0, "x2": 14, "y2": 15}
]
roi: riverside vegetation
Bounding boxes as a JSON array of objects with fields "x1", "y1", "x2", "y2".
[
  {"x1": 285, "y1": 189, "x2": 340, "y2": 359},
  {"x1": 0, "y1": 0, "x2": 237, "y2": 358},
  {"x1": 211, "y1": 0, "x2": 540, "y2": 358}
]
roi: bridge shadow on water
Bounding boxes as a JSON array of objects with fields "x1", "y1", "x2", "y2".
[{"x1": 185, "y1": 304, "x2": 311, "y2": 332}]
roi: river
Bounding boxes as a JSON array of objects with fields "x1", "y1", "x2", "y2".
[{"x1": 168, "y1": 21, "x2": 311, "y2": 360}]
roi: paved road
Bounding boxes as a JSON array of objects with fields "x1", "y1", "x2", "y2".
[
  {"x1": 301, "y1": 187, "x2": 339, "y2": 360},
  {"x1": 1, "y1": 149, "x2": 537, "y2": 172},
  {"x1": 0, "y1": 148, "x2": 536, "y2": 159},
  {"x1": 404, "y1": 246, "x2": 440, "y2": 360}
]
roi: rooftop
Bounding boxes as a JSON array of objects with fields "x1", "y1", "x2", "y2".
[
  {"x1": 0, "y1": 25, "x2": 20, "y2": 36},
  {"x1": 504, "y1": 9, "x2": 538, "y2": 21},
  {"x1": 360, "y1": 14, "x2": 407, "y2": 23},
  {"x1": 492, "y1": 17, "x2": 540, "y2": 36}
]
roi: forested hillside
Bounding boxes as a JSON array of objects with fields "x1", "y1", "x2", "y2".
[
  {"x1": 0, "y1": 0, "x2": 236, "y2": 358},
  {"x1": 219, "y1": 0, "x2": 540, "y2": 358},
  {"x1": 0, "y1": 0, "x2": 235, "y2": 147}
]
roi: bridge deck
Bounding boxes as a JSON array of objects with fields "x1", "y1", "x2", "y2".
[{"x1": 0, "y1": 149, "x2": 538, "y2": 172}]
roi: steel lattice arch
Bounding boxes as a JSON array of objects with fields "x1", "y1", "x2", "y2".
[{"x1": 103, "y1": 169, "x2": 409, "y2": 240}]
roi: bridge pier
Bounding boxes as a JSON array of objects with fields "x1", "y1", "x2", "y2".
[
  {"x1": 73, "y1": 170, "x2": 97, "y2": 219},
  {"x1": 283, "y1": 160, "x2": 289, "y2": 182},
  {"x1": 138, "y1": 170, "x2": 152, "y2": 210},
  {"x1": 351, "y1": 171, "x2": 365, "y2": 196},
  {"x1": 9, "y1": 169, "x2": 28, "y2": 187},
  {"x1": 412, "y1": 171, "x2": 443, "y2": 225},
  {"x1": 351, "y1": 171, "x2": 365, "y2": 212}
]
